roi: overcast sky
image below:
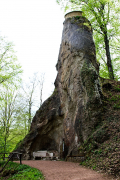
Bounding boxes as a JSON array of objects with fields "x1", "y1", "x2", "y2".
[{"x1": 0, "y1": 0, "x2": 64, "y2": 102}]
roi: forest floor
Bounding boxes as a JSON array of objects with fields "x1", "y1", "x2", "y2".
[{"x1": 22, "y1": 160, "x2": 117, "y2": 180}]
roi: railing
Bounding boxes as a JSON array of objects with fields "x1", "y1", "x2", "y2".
[
  {"x1": 0, "y1": 152, "x2": 22, "y2": 173},
  {"x1": 0, "y1": 152, "x2": 12, "y2": 161}
]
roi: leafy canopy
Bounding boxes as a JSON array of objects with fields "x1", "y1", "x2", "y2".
[{"x1": 0, "y1": 35, "x2": 23, "y2": 84}]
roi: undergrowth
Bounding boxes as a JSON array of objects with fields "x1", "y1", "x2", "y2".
[
  {"x1": 79, "y1": 80, "x2": 120, "y2": 179},
  {"x1": 0, "y1": 161, "x2": 45, "y2": 180}
]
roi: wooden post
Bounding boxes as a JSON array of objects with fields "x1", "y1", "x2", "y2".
[
  {"x1": 19, "y1": 153, "x2": 22, "y2": 165},
  {"x1": 0, "y1": 153, "x2": 14, "y2": 173}
]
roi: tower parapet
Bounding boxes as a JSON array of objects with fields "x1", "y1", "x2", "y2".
[{"x1": 65, "y1": 11, "x2": 83, "y2": 19}]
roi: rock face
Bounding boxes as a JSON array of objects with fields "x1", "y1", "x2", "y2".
[{"x1": 18, "y1": 11, "x2": 103, "y2": 160}]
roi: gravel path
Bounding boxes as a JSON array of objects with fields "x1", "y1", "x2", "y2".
[{"x1": 22, "y1": 160, "x2": 113, "y2": 180}]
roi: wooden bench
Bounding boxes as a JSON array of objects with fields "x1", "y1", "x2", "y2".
[{"x1": 33, "y1": 151, "x2": 54, "y2": 160}]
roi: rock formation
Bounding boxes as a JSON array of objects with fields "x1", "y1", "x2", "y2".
[{"x1": 17, "y1": 11, "x2": 103, "y2": 160}]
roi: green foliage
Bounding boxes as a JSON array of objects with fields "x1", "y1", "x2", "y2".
[
  {"x1": 0, "y1": 36, "x2": 23, "y2": 85},
  {"x1": 0, "y1": 48, "x2": 44, "y2": 154},
  {"x1": 94, "y1": 149, "x2": 102, "y2": 155},
  {"x1": 0, "y1": 36, "x2": 24, "y2": 155},
  {"x1": 0, "y1": 36, "x2": 44, "y2": 156},
  {"x1": 113, "y1": 104, "x2": 120, "y2": 109},
  {"x1": 0, "y1": 83, "x2": 27, "y2": 155},
  {"x1": 115, "y1": 87, "x2": 120, "y2": 92},
  {"x1": 92, "y1": 165, "x2": 97, "y2": 170},
  {"x1": 0, "y1": 161, "x2": 45, "y2": 180}
]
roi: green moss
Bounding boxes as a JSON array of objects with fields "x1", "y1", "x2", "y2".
[
  {"x1": 83, "y1": 22, "x2": 92, "y2": 31},
  {"x1": 74, "y1": 16, "x2": 81, "y2": 20},
  {"x1": 52, "y1": 88, "x2": 58, "y2": 95},
  {"x1": 69, "y1": 16, "x2": 92, "y2": 32},
  {"x1": 80, "y1": 61, "x2": 97, "y2": 99}
]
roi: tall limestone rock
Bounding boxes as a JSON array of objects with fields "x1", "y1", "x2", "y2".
[{"x1": 17, "y1": 11, "x2": 103, "y2": 159}]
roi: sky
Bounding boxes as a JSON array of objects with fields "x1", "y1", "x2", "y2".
[{"x1": 0, "y1": 0, "x2": 65, "y2": 102}]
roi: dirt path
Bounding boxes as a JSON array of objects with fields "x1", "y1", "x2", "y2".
[{"x1": 22, "y1": 160, "x2": 113, "y2": 180}]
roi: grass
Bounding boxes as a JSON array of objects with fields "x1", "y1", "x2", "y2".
[{"x1": 0, "y1": 161, "x2": 45, "y2": 180}]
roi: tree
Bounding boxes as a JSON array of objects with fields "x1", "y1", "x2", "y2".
[
  {"x1": 0, "y1": 35, "x2": 23, "y2": 156},
  {"x1": 57, "y1": 0, "x2": 120, "y2": 79},
  {"x1": 0, "y1": 86, "x2": 30, "y2": 159},
  {"x1": 0, "y1": 36, "x2": 22, "y2": 84},
  {"x1": 0, "y1": 72, "x2": 45, "y2": 157},
  {"x1": 0, "y1": 35, "x2": 46, "y2": 154},
  {"x1": 0, "y1": 84, "x2": 20, "y2": 157},
  {"x1": 21, "y1": 73, "x2": 45, "y2": 131},
  {"x1": 38, "y1": 73, "x2": 45, "y2": 107}
]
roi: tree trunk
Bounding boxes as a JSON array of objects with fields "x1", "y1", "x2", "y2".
[
  {"x1": 3, "y1": 136, "x2": 7, "y2": 160},
  {"x1": 104, "y1": 33, "x2": 114, "y2": 79},
  {"x1": 28, "y1": 102, "x2": 32, "y2": 131}
]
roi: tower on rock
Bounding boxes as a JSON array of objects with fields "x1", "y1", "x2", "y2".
[{"x1": 17, "y1": 11, "x2": 102, "y2": 160}]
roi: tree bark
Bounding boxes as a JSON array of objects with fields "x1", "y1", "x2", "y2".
[{"x1": 104, "y1": 32, "x2": 114, "y2": 79}]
